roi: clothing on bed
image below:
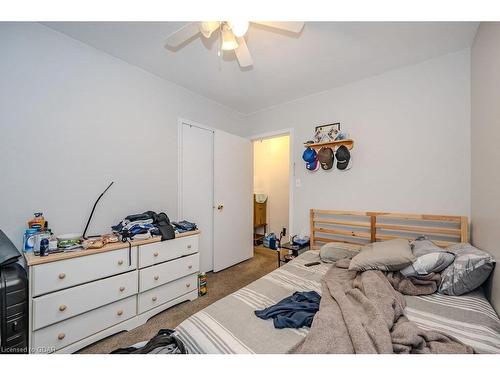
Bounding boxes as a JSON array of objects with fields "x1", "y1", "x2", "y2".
[
  {"x1": 254, "y1": 291, "x2": 320, "y2": 329},
  {"x1": 293, "y1": 258, "x2": 473, "y2": 354}
]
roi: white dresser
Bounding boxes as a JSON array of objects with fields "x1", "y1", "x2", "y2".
[{"x1": 26, "y1": 231, "x2": 200, "y2": 353}]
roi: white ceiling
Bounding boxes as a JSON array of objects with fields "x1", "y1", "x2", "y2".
[{"x1": 43, "y1": 22, "x2": 478, "y2": 115}]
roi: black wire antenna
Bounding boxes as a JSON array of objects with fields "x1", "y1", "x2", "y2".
[{"x1": 82, "y1": 181, "x2": 114, "y2": 239}]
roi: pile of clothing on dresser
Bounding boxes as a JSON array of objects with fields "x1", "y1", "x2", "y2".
[
  {"x1": 171, "y1": 220, "x2": 198, "y2": 233},
  {"x1": 112, "y1": 211, "x2": 174, "y2": 241},
  {"x1": 112, "y1": 211, "x2": 198, "y2": 242}
]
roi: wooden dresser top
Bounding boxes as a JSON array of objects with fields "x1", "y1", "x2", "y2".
[{"x1": 25, "y1": 230, "x2": 201, "y2": 266}]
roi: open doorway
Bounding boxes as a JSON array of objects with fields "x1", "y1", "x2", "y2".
[{"x1": 252, "y1": 133, "x2": 291, "y2": 264}]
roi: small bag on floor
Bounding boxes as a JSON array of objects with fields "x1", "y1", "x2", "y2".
[{"x1": 111, "y1": 329, "x2": 187, "y2": 354}]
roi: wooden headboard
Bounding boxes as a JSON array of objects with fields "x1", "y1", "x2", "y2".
[{"x1": 310, "y1": 209, "x2": 468, "y2": 249}]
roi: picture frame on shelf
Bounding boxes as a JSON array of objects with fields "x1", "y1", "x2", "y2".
[{"x1": 314, "y1": 123, "x2": 340, "y2": 143}]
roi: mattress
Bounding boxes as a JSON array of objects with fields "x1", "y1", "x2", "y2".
[{"x1": 175, "y1": 250, "x2": 500, "y2": 354}]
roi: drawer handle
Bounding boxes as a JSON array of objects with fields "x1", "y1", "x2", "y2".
[
  {"x1": 117, "y1": 309, "x2": 123, "y2": 316},
  {"x1": 153, "y1": 252, "x2": 159, "y2": 257},
  {"x1": 188, "y1": 265, "x2": 193, "y2": 269},
  {"x1": 117, "y1": 260, "x2": 124, "y2": 266},
  {"x1": 59, "y1": 304, "x2": 67, "y2": 312},
  {"x1": 58, "y1": 273, "x2": 66, "y2": 280},
  {"x1": 58, "y1": 333, "x2": 65, "y2": 340},
  {"x1": 152, "y1": 296, "x2": 157, "y2": 302},
  {"x1": 154, "y1": 275, "x2": 159, "y2": 281},
  {"x1": 119, "y1": 286, "x2": 125, "y2": 292},
  {"x1": 187, "y1": 245, "x2": 192, "y2": 249},
  {"x1": 186, "y1": 283, "x2": 191, "y2": 288}
]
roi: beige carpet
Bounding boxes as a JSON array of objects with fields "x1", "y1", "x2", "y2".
[{"x1": 77, "y1": 247, "x2": 277, "y2": 353}]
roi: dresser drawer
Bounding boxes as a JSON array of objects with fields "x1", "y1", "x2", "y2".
[
  {"x1": 139, "y1": 253, "x2": 199, "y2": 292},
  {"x1": 32, "y1": 296, "x2": 136, "y2": 353},
  {"x1": 32, "y1": 247, "x2": 138, "y2": 297},
  {"x1": 32, "y1": 270, "x2": 138, "y2": 330},
  {"x1": 138, "y1": 274, "x2": 197, "y2": 314},
  {"x1": 139, "y1": 236, "x2": 198, "y2": 268}
]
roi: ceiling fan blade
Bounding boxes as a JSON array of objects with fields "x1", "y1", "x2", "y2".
[
  {"x1": 235, "y1": 37, "x2": 253, "y2": 68},
  {"x1": 252, "y1": 21, "x2": 304, "y2": 34},
  {"x1": 165, "y1": 22, "x2": 201, "y2": 48}
]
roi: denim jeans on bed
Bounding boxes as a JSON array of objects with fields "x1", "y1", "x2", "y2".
[{"x1": 254, "y1": 291, "x2": 321, "y2": 329}]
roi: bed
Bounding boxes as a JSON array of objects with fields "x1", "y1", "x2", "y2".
[{"x1": 175, "y1": 209, "x2": 500, "y2": 354}]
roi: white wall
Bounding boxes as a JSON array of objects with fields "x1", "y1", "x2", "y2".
[
  {"x1": 253, "y1": 135, "x2": 289, "y2": 235},
  {"x1": 0, "y1": 22, "x2": 244, "y2": 248},
  {"x1": 244, "y1": 49, "x2": 471, "y2": 236},
  {"x1": 471, "y1": 22, "x2": 500, "y2": 313}
]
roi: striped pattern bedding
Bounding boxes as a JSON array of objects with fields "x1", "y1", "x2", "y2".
[
  {"x1": 405, "y1": 291, "x2": 500, "y2": 353},
  {"x1": 176, "y1": 251, "x2": 328, "y2": 353},
  {"x1": 175, "y1": 250, "x2": 500, "y2": 354}
]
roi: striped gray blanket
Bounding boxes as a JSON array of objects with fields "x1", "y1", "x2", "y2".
[{"x1": 176, "y1": 250, "x2": 500, "y2": 354}]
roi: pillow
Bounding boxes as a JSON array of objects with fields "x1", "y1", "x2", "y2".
[
  {"x1": 349, "y1": 239, "x2": 415, "y2": 272},
  {"x1": 400, "y1": 251, "x2": 455, "y2": 277},
  {"x1": 410, "y1": 236, "x2": 443, "y2": 257},
  {"x1": 439, "y1": 243, "x2": 496, "y2": 296},
  {"x1": 320, "y1": 242, "x2": 362, "y2": 263}
]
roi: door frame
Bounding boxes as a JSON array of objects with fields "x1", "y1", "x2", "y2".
[{"x1": 249, "y1": 128, "x2": 295, "y2": 241}]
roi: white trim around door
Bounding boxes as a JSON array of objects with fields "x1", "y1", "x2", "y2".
[{"x1": 249, "y1": 128, "x2": 295, "y2": 241}]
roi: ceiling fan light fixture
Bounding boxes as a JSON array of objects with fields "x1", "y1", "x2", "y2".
[
  {"x1": 165, "y1": 21, "x2": 305, "y2": 68},
  {"x1": 221, "y1": 27, "x2": 238, "y2": 51},
  {"x1": 200, "y1": 21, "x2": 220, "y2": 38},
  {"x1": 228, "y1": 21, "x2": 249, "y2": 37}
]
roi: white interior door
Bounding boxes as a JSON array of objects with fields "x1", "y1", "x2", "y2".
[
  {"x1": 213, "y1": 130, "x2": 253, "y2": 272},
  {"x1": 180, "y1": 122, "x2": 214, "y2": 272}
]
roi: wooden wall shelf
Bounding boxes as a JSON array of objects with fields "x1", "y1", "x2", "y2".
[{"x1": 304, "y1": 139, "x2": 354, "y2": 150}]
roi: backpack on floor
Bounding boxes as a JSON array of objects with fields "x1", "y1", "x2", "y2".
[{"x1": 111, "y1": 329, "x2": 187, "y2": 354}]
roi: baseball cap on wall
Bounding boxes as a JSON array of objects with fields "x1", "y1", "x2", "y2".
[
  {"x1": 317, "y1": 147, "x2": 334, "y2": 170},
  {"x1": 302, "y1": 147, "x2": 319, "y2": 171},
  {"x1": 335, "y1": 145, "x2": 351, "y2": 170},
  {"x1": 302, "y1": 147, "x2": 316, "y2": 162},
  {"x1": 306, "y1": 159, "x2": 320, "y2": 171}
]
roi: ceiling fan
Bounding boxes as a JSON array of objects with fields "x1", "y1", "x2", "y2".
[{"x1": 164, "y1": 21, "x2": 305, "y2": 68}]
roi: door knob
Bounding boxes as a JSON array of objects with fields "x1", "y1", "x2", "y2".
[{"x1": 217, "y1": 204, "x2": 224, "y2": 210}]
